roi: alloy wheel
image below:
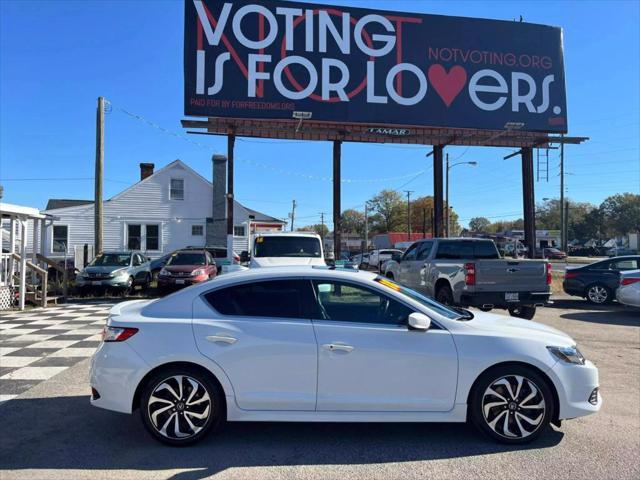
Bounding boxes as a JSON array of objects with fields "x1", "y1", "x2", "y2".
[
  {"x1": 587, "y1": 285, "x2": 608, "y2": 304},
  {"x1": 147, "y1": 375, "x2": 212, "y2": 440},
  {"x1": 481, "y1": 375, "x2": 546, "y2": 439}
]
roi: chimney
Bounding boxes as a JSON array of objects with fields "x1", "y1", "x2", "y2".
[{"x1": 139, "y1": 163, "x2": 154, "y2": 181}]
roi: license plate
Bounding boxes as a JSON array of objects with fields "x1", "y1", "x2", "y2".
[
  {"x1": 92, "y1": 281, "x2": 102, "y2": 286},
  {"x1": 175, "y1": 279, "x2": 185, "y2": 285},
  {"x1": 505, "y1": 292, "x2": 519, "y2": 302}
]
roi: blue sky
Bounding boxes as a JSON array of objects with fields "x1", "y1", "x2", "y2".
[{"x1": 1, "y1": 0, "x2": 638, "y2": 229}]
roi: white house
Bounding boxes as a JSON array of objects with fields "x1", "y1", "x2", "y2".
[{"x1": 24, "y1": 160, "x2": 284, "y2": 263}]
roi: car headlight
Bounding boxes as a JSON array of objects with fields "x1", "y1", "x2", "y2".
[
  {"x1": 159, "y1": 268, "x2": 169, "y2": 276},
  {"x1": 191, "y1": 268, "x2": 206, "y2": 277},
  {"x1": 110, "y1": 269, "x2": 128, "y2": 278},
  {"x1": 547, "y1": 345, "x2": 585, "y2": 365}
]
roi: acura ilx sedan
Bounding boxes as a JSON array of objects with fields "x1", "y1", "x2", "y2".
[{"x1": 90, "y1": 267, "x2": 600, "y2": 446}]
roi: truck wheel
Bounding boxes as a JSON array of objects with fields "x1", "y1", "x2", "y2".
[
  {"x1": 508, "y1": 306, "x2": 536, "y2": 320},
  {"x1": 385, "y1": 272, "x2": 394, "y2": 280},
  {"x1": 436, "y1": 285, "x2": 454, "y2": 305}
]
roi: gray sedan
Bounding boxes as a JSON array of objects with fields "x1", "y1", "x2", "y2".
[{"x1": 76, "y1": 251, "x2": 151, "y2": 293}]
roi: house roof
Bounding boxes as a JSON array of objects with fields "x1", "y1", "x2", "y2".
[
  {"x1": 45, "y1": 199, "x2": 93, "y2": 210},
  {"x1": 44, "y1": 160, "x2": 284, "y2": 223}
]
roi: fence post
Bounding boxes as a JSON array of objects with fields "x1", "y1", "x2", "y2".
[{"x1": 42, "y1": 271, "x2": 48, "y2": 308}]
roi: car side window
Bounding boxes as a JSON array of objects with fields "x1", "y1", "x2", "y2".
[
  {"x1": 132, "y1": 255, "x2": 141, "y2": 266},
  {"x1": 204, "y1": 280, "x2": 313, "y2": 319},
  {"x1": 610, "y1": 259, "x2": 638, "y2": 271},
  {"x1": 402, "y1": 244, "x2": 419, "y2": 261},
  {"x1": 312, "y1": 280, "x2": 413, "y2": 326},
  {"x1": 436, "y1": 241, "x2": 474, "y2": 259},
  {"x1": 416, "y1": 241, "x2": 434, "y2": 260}
]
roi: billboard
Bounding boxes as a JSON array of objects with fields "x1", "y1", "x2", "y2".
[{"x1": 184, "y1": 0, "x2": 568, "y2": 133}]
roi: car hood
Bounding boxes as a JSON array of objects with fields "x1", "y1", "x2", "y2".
[
  {"x1": 164, "y1": 265, "x2": 203, "y2": 273},
  {"x1": 250, "y1": 257, "x2": 325, "y2": 267},
  {"x1": 83, "y1": 266, "x2": 127, "y2": 274},
  {"x1": 464, "y1": 310, "x2": 574, "y2": 346}
]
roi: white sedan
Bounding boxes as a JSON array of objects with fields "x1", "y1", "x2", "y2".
[
  {"x1": 617, "y1": 269, "x2": 640, "y2": 307},
  {"x1": 90, "y1": 267, "x2": 600, "y2": 446}
]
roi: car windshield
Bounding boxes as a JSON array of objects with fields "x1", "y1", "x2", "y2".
[
  {"x1": 89, "y1": 254, "x2": 130, "y2": 267},
  {"x1": 254, "y1": 236, "x2": 322, "y2": 258},
  {"x1": 374, "y1": 276, "x2": 461, "y2": 320},
  {"x1": 166, "y1": 253, "x2": 206, "y2": 266}
]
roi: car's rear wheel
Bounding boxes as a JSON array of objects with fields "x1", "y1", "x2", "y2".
[
  {"x1": 508, "y1": 306, "x2": 536, "y2": 320},
  {"x1": 470, "y1": 365, "x2": 554, "y2": 444},
  {"x1": 140, "y1": 367, "x2": 223, "y2": 446},
  {"x1": 586, "y1": 283, "x2": 612, "y2": 304}
]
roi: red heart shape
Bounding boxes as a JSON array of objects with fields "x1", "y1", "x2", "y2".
[{"x1": 428, "y1": 64, "x2": 468, "y2": 107}]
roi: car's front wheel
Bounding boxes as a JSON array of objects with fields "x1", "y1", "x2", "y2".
[
  {"x1": 469, "y1": 365, "x2": 554, "y2": 444},
  {"x1": 140, "y1": 367, "x2": 224, "y2": 446}
]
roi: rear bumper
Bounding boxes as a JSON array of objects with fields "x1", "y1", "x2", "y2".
[{"x1": 459, "y1": 291, "x2": 551, "y2": 308}]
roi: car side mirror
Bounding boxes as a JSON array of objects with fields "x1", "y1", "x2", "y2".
[
  {"x1": 240, "y1": 251, "x2": 250, "y2": 263},
  {"x1": 408, "y1": 312, "x2": 431, "y2": 331}
]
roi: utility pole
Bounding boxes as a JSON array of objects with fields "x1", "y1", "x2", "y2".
[
  {"x1": 422, "y1": 208, "x2": 427, "y2": 238},
  {"x1": 94, "y1": 96, "x2": 105, "y2": 255},
  {"x1": 319, "y1": 212, "x2": 325, "y2": 240},
  {"x1": 445, "y1": 153, "x2": 449, "y2": 237},
  {"x1": 404, "y1": 190, "x2": 413, "y2": 240},
  {"x1": 364, "y1": 202, "x2": 369, "y2": 255},
  {"x1": 560, "y1": 135, "x2": 566, "y2": 251},
  {"x1": 290, "y1": 199, "x2": 297, "y2": 231}
]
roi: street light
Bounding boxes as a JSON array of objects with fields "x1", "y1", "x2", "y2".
[{"x1": 446, "y1": 156, "x2": 478, "y2": 237}]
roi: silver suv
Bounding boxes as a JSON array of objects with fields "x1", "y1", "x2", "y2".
[{"x1": 76, "y1": 251, "x2": 151, "y2": 294}]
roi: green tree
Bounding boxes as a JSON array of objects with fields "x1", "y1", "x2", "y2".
[
  {"x1": 598, "y1": 193, "x2": 640, "y2": 236},
  {"x1": 468, "y1": 217, "x2": 491, "y2": 232},
  {"x1": 341, "y1": 209, "x2": 365, "y2": 235},
  {"x1": 368, "y1": 189, "x2": 406, "y2": 233}
]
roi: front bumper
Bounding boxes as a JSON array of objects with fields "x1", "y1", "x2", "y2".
[
  {"x1": 76, "y1": 276, "x2": 130, "y2": 288},
  {"x1": 550, "y1": 359, "x2": 602, "y2": 420},
  {"x1": 157, "y1": 275, "x2": 207, "y2": 288},
  {"x1": 459, "y1": 291, "x2": 551, "y2": 308}
]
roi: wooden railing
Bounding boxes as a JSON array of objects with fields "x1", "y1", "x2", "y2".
[
  {"x1": 11, "y1": 253, "x2": 49, "y2": 308},
  {"x1": 36, "y1": 254, "x2": 68, "y2": 298}
]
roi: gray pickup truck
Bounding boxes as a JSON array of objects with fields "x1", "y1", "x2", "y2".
[{"x1": 384, "y1": 238, "x2": 552, "y2": 319}]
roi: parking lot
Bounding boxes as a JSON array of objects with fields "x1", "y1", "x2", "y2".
[{"x1": 1, "y1": 296, "x2": 638, "y2": 480}]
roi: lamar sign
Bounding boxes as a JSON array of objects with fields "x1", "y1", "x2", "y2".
[{"x1": 184, "y1": 0, "x2": 568, "y2": 132}]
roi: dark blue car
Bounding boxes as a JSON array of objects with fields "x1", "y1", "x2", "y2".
[{"x1": 563, "y1": 256, "x2": 640, "y2": 304}]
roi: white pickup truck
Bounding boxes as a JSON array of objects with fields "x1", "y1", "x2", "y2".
[{"x1": 241, "y1": 232, "x2": 326, "y2": 268}]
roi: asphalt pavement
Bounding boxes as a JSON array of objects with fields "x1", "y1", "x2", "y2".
[{"x1": 0, "y1": 297, "x2": 638, "y2": 480}]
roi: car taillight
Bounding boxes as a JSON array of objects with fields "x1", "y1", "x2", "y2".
[
  {"x1": 621, "y1": 277, "x2": 640, "y2": 286},
  {"x1": 564, "y1": 271, "x2": 579, "y2": 280},
  {"x1": 102, "y1": 326, "x2": 139, "y2": 342},
  {"x1": 546, "y1": 263, "x2": 552, "y2": 285},
  {"x1": 464, "y1": 262, "x2": 476, "y2": 285}
]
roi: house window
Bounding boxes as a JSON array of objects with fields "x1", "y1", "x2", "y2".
[
  {"x1": 170, "y1": 178, "x2": 184, "y2": 200},
  {"x1": 192, "y1": 225, "x2": 204, "y2": 236},
  {"x1": 52, "y1": 225, "x2": 68, "y2": 253},
  {"x1": 146, "y1": 224, "x2": 159, "y2": 250},
  {"x1": 126, "y1": 224, "x2": 160, "y2": 251},
  {"x1": 234, "y1": 225, "x2": 246, "y2": 237},
  {"x1": 127, "y1": 224, "x2": 142, "y2": 250}
]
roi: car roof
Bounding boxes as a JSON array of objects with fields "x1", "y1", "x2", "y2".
[
  {"x1": 255, "y1": 232, "x2": 321, "y2": 238},
  {"x1": 101, "y1": 251, "x2": 133, "y2": 255}
]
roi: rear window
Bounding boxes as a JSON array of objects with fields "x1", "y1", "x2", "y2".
[
  {"x1": 254, "y1": 236, "x2": 321, "y2": 258},
  {"x1": 204, "y1": 280, "x2": 309, "y2": 318},
  {"x1": 435, "y1": 241, "x2": 499, "y2": 260}
]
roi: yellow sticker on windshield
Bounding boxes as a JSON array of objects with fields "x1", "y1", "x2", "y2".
[{"x1": 256, "y1": 237, "x2": 264, "y2": 243}]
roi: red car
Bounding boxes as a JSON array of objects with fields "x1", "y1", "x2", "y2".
[{"x1": 157, "y1": 250, "x2": 217, "y2": 295}]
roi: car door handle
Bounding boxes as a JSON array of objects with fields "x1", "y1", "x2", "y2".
[
  {"x1": 206, "y1": 334, "x2": 238, "y2": 345},
  {"x1": 322, "y1": 343, "x2": 354, "y2": 353}
]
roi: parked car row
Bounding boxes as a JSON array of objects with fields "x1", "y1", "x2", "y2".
[{"x1": 563, "y1": 255, "x2": 640, "y2": 306}]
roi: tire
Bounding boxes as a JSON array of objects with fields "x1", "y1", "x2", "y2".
[
  {"x1": 478, "y1": 306, "x2": 493, "y2": 312},
  {"x1": 585, "y1": 283, "x2": 612, "y2": 305},
  {"x1": 122, "y1": 276, "x2": 134, "y2": 297},
  {"x1": 469, "y1": 365, "x2": 555, "y2": 444},
  {"x1": 436, "y1": 284, "x2": 454, "y2": 305},
  {"x1": 142, "y1": 273, "x2": 151, "y2": 292},
  {"x1": 508, "y1": 306, "x2": 536, "y2": 320},
  {"x1": 139, "y1": 366, "x2": 224, "y2": 446},
  {"x1": 385, "y1": 272, "x2": 394, "y2": 280}
]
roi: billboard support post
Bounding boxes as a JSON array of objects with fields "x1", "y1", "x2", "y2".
[
  {"x1": 522, "y1": 147, "x2": 536, "y2": 258},
  {"x1": 433, "y1": 146, "x2": 444, "y2": 238},
  {"x1": 333, "y1": 140, "x2": 342, "y2": 260},
  {"x1": 227, "y1": 129, "x2": 235, "y2": 246}
]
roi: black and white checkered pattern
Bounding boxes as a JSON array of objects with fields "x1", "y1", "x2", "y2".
[{"x1": 0, "y1": 301, "x2": 115, "y2": 403}]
